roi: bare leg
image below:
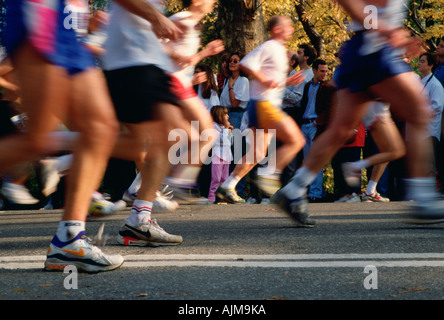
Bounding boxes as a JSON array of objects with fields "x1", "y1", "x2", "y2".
[
  {"x1": 62, "y1": 68, "x2": 119, "y2": 221},
  {"x1": 368, "y1": 72, "x2": 431, "y2": 179}
]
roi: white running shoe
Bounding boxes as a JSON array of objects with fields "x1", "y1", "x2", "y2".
[
  {"x1": 154, "y1": 189, "x2": 179, "y2": 212},
  {"x1": 335, "y1": 192, "x2": 361, "y2": 203},
  {"x1": 88, "y1": 199, "x2": 127, "y2": 217},
  {"x1": 45, "y1": 231, "x2": 124, "y2": 273},
  {"x1": 117, "y1": 218, "x2": 183, "y2": 247},
  {"x1": 1, "y1": 182, "x2": 39, "y2": 204}
]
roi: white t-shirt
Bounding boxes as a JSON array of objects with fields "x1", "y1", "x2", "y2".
[
  {"x1": 167, "y1": 11, "x2": 201, "y2": 87},
  {"x1": 102, "y1": 0, "x2": 173, "y2": 72},
  {"x1": 240, "y1": 38, "x2": 288, "y2": 107},
  {"x1": 219, "y1": 76, "x2": 250, "y2": 110}
]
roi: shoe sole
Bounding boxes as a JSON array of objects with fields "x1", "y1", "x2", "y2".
[
  {"x1": 170, "y1": 188, "x2": 210, "y2": 205},
  {"x1": 405, "y1": 216, "x2": 444, "y2": 225},
  {"x1": 271, "y1": 192, "x2": 315, "y2": 228},
  {"x1": 117, "y1": 234, "x2": 182, "y2": 247},
  {"x1": 44, "y1": 257, "x2": 124, "y2": 273},
  {"x1": 216, "y1": 189, "x2": 245, "y2": 204}
]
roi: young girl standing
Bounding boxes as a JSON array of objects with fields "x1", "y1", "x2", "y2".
[{"x1": 208, "y1": 106, "x2": 233, "y2": 203}]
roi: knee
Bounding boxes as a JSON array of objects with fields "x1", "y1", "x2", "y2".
[{"x1": 82, "y1": 115, "x2": 119, "y2": 144}]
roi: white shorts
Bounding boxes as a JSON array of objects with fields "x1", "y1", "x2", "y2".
[{"x1": 362, "y1": 102, "x2": 392, "y2": 129}]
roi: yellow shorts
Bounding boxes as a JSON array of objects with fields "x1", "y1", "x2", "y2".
[{"x1": 247, "y1": 100, "x2": 288, "y2": 128}]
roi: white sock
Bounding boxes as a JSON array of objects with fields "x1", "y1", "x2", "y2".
[
  {"x1": 283, "y1": 166, "x2": 317, "y2": 199},
  {"x1": 56, "y1": 220, "x2": 85, "y2": 242},
  {"x1": 127, "y1": 172, "x2": 142, "y2": 194},
  {"x1": 405, "y1": 177, "x2": 437, "y2": 202},
  {"x1": 129, "y1": 199, "x2": 152, "y2": 226},
  {"x1": 352, "y1": 159, "x2": 370, "y2": 170},
  {"x1": 259, "y1": 169, "x2": 282, "y2": 180},
  {"x1": 55, "y1": 154, "x2": 73, "y2": 173},
  {"x1": 366, "y1": 180, "x2": 377, "y2": 194},
  {"x1": 222, "y1": 174, "x2": 241, "y2": 190}
]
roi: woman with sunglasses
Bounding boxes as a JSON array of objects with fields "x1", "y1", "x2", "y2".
[{"x1": 219, "y1": 52, "x2": 250, "y2": 132}]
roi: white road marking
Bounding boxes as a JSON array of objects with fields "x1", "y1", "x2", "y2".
[{"x1": 2, "y1": 253, "x2": 444, "y2": 270}]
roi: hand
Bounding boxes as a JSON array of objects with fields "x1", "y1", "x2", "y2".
[
  {"x1": 263, "y1": 79, "x2": 280, "y2": 89},
  {"x1": 192, "y1": 71, "x2": 207, "y2": 85},
  {"x1": 152, "y1": 13, "x2": 182, "y2": 41},
  {"x1": 204, "y1": 40, "x2": 225, "y2": 56},
  {"x1": 286, "y1": 70, "x2": 306, "y2": 86}
]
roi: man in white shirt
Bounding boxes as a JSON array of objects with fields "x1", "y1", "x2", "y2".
[
  {"x1": 216, "y1": 16, "x2": 311, "y2": 226},
  {"x1": 418, "y1": 52, "x2": 444, "y2": 180}
]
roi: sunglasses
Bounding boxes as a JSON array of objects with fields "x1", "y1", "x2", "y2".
[{"x1": 229, "y1": 59, "x2": 239, "y2": 64}]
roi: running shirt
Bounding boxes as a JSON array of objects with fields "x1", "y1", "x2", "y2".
[
  {"x1": 167, "y1": 11, "x2": 201, "y2": 87},
  {"x1": 102, "y1": 0, "x2": 174, "y2": 72},
  {"x1": 3, "y1": 0, "x2": 95, "y2": 75},
  {"x1": 350, "y1": 0, "x2": 406, "y2": 56},
  {"x1": 240, "y1": 39, "x2": 288, "y2": 107}
]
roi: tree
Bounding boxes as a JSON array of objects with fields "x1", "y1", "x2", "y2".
[
  {"x1": 405, "y1": 0, "x2": 444, "y2": 51},
  {"x1": 215, "y1": 0, "x2": 267, "y2": 55}
]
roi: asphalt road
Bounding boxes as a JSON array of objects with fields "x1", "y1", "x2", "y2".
[{"x1": 1, "y1": 201, "x2": 444, "y2": 308}]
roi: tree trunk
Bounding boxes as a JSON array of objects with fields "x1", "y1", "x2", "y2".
[
  {"x1": 215, "y1": 0, "x2": 267, "y2": 56},
  {"x1": 294, "y1": 0, "x2": 324, "y2": 58}
]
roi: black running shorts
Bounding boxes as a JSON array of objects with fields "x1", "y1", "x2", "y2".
[{"x1": 104, "y1": 65, "x2": 181, "y2": 123}]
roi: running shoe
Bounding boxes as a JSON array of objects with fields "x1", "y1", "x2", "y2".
[
  {"x1": 406, "y1": 199, "x2": 444, "y2": 224},
  {"x1": 88, "y1": 199, "x2": 127, "y2": 217},
  {"x1": 253, "y1": 175, "x2": 281, "y2": 197},
  {"x1": 216, "y1": 186, "x2": 246, "y2": 204},
  {"x1": 45, "y1": 231, "x2": 124, "y2": 273},
  {"x1": 342, "y1": 162, "x2": 361, "y2": 188},
  {"x1": 362, "y1": 192, "x2": 390, "y2": 202},
  {"x1": 154, "y1": 189, "x2": 179, "y2": 212},
  {"x1": 117, "y1": 218, "x2": 183, "y2": 247},
  {"x1": 165, "y1": 178, "x2": 211, "y2": 205},
  {"x1": 271, "y1": 189, "x2": 315, "y2": 227},
  {"x1": 335, "y1": 192, "x2": 361, "y2": 203},
  {"x1": 1, "y1": 182, "x2": 39, "y2": 204}
]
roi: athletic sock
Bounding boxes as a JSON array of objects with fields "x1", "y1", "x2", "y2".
[
  {"x1": 221, "y1": 174, "x2": 241, "y2": 190},
  {"x1": 405, "y1": 177, "x2": 437, "y2": 202},
  {"x1": 282, "y1": 166, "x2": 317, "y2": 199},
  {"x1": 127, "y1": 172, "x2": 142, "y2": 195},
  {"x1": 366, "y1": 180, "x2": 378, "y2": 195},
  {"x1": 129, "y1": 199, "x2": 152, "y2": 226},
  {"x1": 56, "y1": 220, "x2": 85, "y2": 242}
]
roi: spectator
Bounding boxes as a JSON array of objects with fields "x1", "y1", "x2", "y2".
[
  {"x1": 296, "y1": 59, "x2": 336, "y2": 202},
  {"x1": 208, "y1": 106, "x2": 233, "y2": 203},
  {"x1": 194, "y1": 63, "x2": 220, "y2": 111},
  {"x1": 418, "y1": 52, "x2": 444, "y2": 185}
]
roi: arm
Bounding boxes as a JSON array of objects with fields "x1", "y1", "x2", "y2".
[
  {"x1": 114, "y1": 0, "x2": 182, "y2": 40},
  {"x1": 239, "y1": 64, "x2": 279, "y2": 89},
  {"x1": 165, "y1": 39, "x2": 225, "y2": 68}
]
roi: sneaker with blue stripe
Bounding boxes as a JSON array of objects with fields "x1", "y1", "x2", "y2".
[{"x1": 45, "y1": 231, "x2": 124, "y2": 273}]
